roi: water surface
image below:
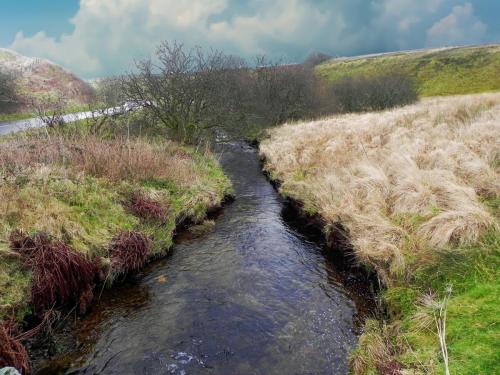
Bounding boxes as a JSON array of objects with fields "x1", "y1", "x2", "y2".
[{"x1": 37, "y1": 143, "x2": 371, "y2": 375}]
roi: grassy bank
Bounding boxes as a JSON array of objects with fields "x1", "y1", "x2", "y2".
[
  {"x1": 260, "y1": 93, "x2": 500, "y2": 374},
  {"x1": 0, "y1": 127, "x2": 232, "y2": 371},
  {"x1": 317, "y1": 45, "x2": 500, "y2": 97},
  {"x1": 0, "y1": 104, "x2": 90, "y2": 122}
]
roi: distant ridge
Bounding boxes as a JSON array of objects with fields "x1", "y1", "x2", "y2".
[
  {"x1": 0, "y1": 48, "x2": 93, "y2": 104},
  {"x1": 317, "y1": 44, "x2": 500, "y2": 97}
]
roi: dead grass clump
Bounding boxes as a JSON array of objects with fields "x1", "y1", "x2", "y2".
[
  {"x1": 109, "y1": 231, "x2": 151, "y2": 275},
  {"x1": 0, "y1": 322, "x2": 31, "y2": 374},
  {"x1": 9, "y1": 230, "x2": 98, "y2": 313},
  {"x1": 127, "y1": 192, "x2": 167, "y2": 223}
]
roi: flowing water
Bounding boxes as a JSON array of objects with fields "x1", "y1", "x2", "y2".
[{"x1": 36, "y1": 143, "x2": 373, "y2": 375}]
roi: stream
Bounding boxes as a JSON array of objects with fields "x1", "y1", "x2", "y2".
[{"x1": 35, "y1": 142, "x2": 373, "y2": 375}]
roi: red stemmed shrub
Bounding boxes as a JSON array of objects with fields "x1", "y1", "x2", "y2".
[
  {"x1": 9, "y1": 230, "x2": 99, "y2": 314},
  {"x1": 0, "y1": 322, "x2": 30, "y2": 374},
  {"x1": 109, "y1": 231, "x2": 151, "y2": 275},
  {"x1": 127, "y1": 192, "x2": 167, "y2": 223}
]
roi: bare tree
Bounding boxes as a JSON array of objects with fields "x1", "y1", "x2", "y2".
[
  {"x1": 331, "y1": 73, "x2": 418, "y2": 113},
  {"x1": 122, "y1": 41, "x2": 337, "y2": 143},
  {"x1": 122, "y1": 41, "x2": 247, "y2": 143},
  {"x1": 303, "y1": 52, "x2": 332, "y2": 69},
  {"x1": 246, "y1": 57, "x2": 319, "y2": 127}
]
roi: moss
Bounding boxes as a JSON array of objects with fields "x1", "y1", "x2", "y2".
[{"x1": 317, "y1": 45, "x2": 500, "y2": 97}]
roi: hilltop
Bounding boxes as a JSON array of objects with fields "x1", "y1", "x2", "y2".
[
  {"x1": 0, "y1": 48, "x2": 93, "y2": 106},
  {"x1": 316, "y1": 44, "x2": 500, "y2": 97}
]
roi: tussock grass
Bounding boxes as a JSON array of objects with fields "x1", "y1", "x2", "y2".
[
  {"x1": 260, "y1": 93, "x2": 500, "y2": 374},
  {"x1": 108, "y1": 231, "x2": 151, "y2": 277}
]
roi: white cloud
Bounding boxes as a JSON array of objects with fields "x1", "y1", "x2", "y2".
[
  {"x1": 11, "y1": 0, "x2": 231, "y2": 77},
  {"x1": 10, "y1": 0, "x2": 342, "y2": 77},
  {"x1": 426, "y1": 3, "x2": 487, "y2": 46},
  {"x1": 375, "y1": 0, "x2": 448, "y2": 31}
]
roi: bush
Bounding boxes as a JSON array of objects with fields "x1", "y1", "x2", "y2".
[
  {"x1": 331, "y1": 73, "x2": 418, "y2": 113},
  {"x1": 127, "y1": 192, "x2": 168, "y2": 223}
]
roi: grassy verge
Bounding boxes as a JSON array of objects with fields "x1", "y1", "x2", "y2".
[
  {"x1": 260, "y1": 93, "x2": 500, "y2": 374},
  {"x1": 316, "y1": 45, "x2": 500, "y2": 97},
  {"x1": 0, "y1": 103, "x2": 90, "y2": 122},
  {"x1": 0, "y1": 125, "x2": 232, "y2": 370}
]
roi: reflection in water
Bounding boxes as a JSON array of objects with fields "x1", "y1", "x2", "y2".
[{"x1": 37, "y1": 143, "x2": 372, "y2": 375}]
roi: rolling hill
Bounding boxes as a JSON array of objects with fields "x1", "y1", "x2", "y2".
[
  {"x1": 0, "y1": 48, "x2": 93, "y2": 108},
  {"x1": 316, "y1": 44, "x2": 500, "y2": 97}
]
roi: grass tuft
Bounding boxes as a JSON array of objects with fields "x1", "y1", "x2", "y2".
[
  {"x1": 108, "y1": 231, "x2": 151, "y2": 277},
  {"x1": 127, "y1": 191, "x2": 168, "y2": 223}
]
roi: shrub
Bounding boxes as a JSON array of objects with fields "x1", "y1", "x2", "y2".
[
  {"x1": 9, "y1": 230, "x2": 98, "y2": 314},
  {"x1": 331, "y1": 73, "x2": 418, "y2": 113}
]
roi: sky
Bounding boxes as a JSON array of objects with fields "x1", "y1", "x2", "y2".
[{"x1": 1, "y1": 0, "x2": 499, "y2": 78}]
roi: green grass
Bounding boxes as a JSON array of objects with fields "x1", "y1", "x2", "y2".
[
  {"x1": 382, "y1": 222, "x2": 500, "y2": 374},
  {"x1": 0, "y1": 103, "x2": 90, "y2": 122},
  {"x1": 317, "y1": 45, "x2": 500, "y2": 97}
]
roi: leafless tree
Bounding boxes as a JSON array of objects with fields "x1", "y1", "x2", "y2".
[
  {"x1": 303, "y1": 52, "x2": 331, "y2": 69},
  {"x1": 122, "y1": 41, "x2": 248, "y2": 143},
  {"x1": 122, "y1": 41, "x2": 339, "y2": 143},
  {"x1": 330, "y1": 73, "x2": 418, "y2": 113},
  {"x1": 246, "y1": 57, "x2": 320, "y2": 127}
]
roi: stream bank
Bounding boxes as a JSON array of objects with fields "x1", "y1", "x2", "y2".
[{"x1": 33, "y1": 142, "x2": 375, "y2": 375}]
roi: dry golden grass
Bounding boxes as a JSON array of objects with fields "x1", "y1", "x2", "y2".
[{"x1": 261, "y1": 93, "x2": 500, "y2": 284}]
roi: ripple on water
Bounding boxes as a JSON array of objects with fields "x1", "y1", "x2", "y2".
[{"x1": 35, "y1": 143, "x2": 373, "y2": 375}]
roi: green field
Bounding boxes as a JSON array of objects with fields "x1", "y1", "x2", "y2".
[{"x1": 316, "y1": 45, "x2": 500, "y2": 97}]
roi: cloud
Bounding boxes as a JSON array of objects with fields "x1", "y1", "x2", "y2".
[
  {"x1": 11, "y1": 0, "x2": 231, "y2": 77},
  {"x1": 7, "y1": 0, "x2": 495, "y2": 78},
  {"x1": 427, "y1": 3, "x2": 487, "y2": 46}
]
